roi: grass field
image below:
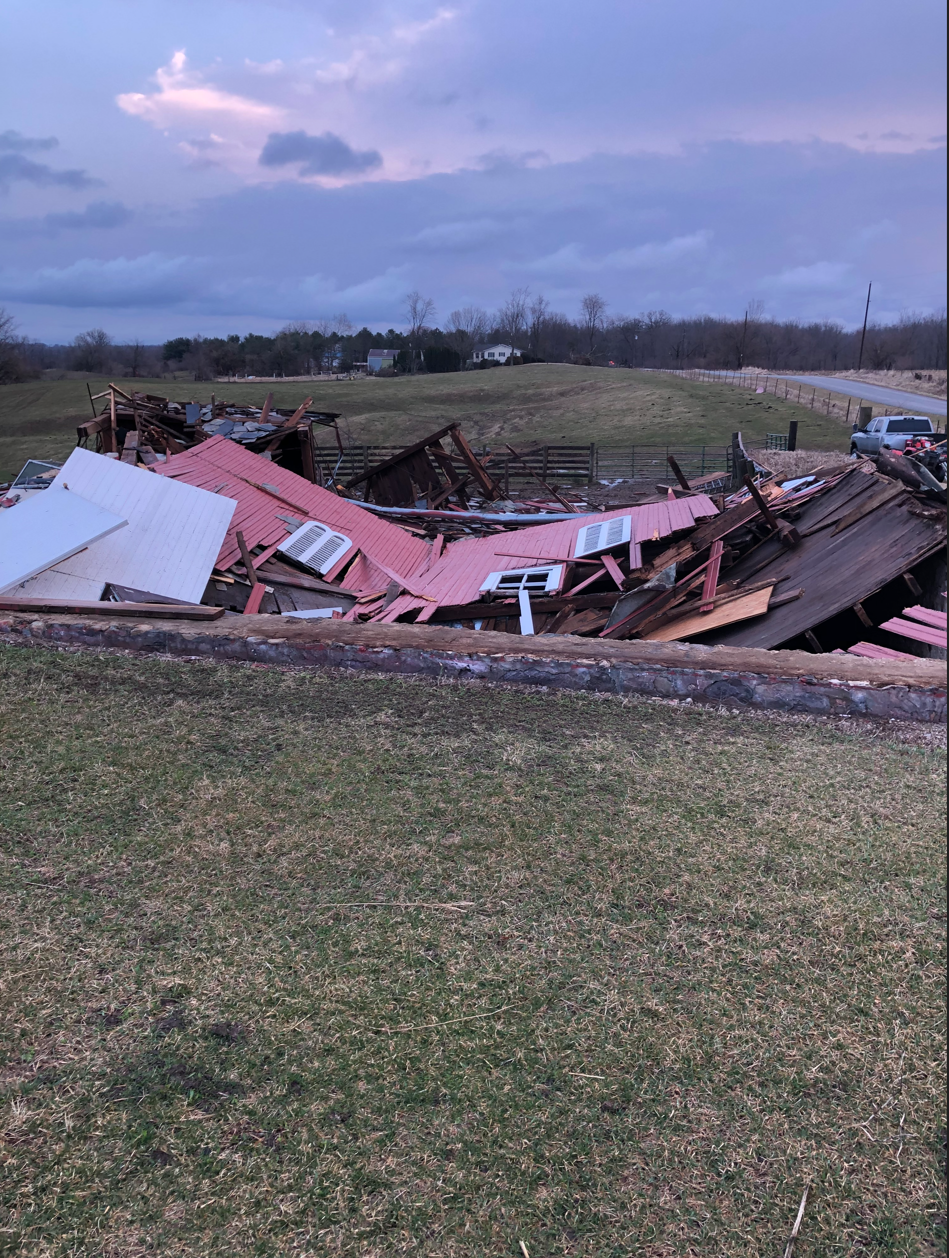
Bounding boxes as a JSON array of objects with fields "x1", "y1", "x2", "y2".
[
  {"x1": 1, "y1": 647, "x2": 945, "y2": 1256},
  {"x1": 0, "y1": 367, "x2": 854, "y2": 482}
]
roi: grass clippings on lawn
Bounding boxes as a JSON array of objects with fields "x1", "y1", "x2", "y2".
[{"x1": 0, "y1": 648, "x2": 945, "y2": 1256}]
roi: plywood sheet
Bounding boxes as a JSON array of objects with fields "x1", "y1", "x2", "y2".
[
  {"x1": 11, "y1": 448, "x2": 236, "y2": 604},
  {"x1": 0, "y1": 486, "x2": 127, "y2": 593},
  {"x1": 645, "y1": 586, "x2": 774, "y2": 642}
]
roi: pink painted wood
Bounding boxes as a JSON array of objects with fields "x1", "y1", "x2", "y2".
[{"x1": 879, "y1": 616, "x2": 948, "y2": 648}]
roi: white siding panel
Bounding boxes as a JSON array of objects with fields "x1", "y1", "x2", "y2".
[
  {"x1": 12, "y1": 448, "x2": 236, "y2": 603},
  {"x1": 0, "y1": 486, "x2": 127, "y2": 593}
]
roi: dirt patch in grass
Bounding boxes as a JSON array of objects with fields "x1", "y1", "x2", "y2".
[{"x1": 0, "y1": 646, "x2": 945, "y2": 1255}]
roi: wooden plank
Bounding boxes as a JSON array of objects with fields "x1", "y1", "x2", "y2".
[
  {"x1": 900, "y1": 605, "x2": 948, "y2": 629},
  {"x1": 600, "y1": 554, "x2": 626, "y2": 590},
  {"x1": 243, "y1": 582, "x2": 267, "y2": 615},
  {"x1": 450, "y1": 426, "x2": 503, "y2": 498},
  {"x1": 879, "y1": 616, "x2": 947, "y2": 648},
  {"x1": 0, "y1": 596, "x2": 223, "y2": 619},
  {"x1": 829, "y1": 481, "x2": 906, "y2": 536},
  {"x1": 565, "y1": 563, "x2": 608, "y2": 595},
  {"x1": 236, "y1": 531, "x2": 259, "y2": 587},
  {"x1": 847, "y1": 641, "x2": 918, "y2": 660},
  {"x1": 644, "y1": 585, "x2": 774, "y2": 642},
  {"x1": 699, "y1": 539, "x2": 724, "y2": 611}
]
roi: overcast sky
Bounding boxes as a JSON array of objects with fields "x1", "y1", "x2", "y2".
[{"x1": 2, "y1": 0, "x2": 946, "y2": 341}]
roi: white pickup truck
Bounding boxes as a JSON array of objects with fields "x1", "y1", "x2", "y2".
[{"x1": 850, "y1": 415, "x2": 937, "y2": 455}]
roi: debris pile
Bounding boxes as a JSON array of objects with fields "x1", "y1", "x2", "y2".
[
  {"x1": 74, "y1": 383, "x2": 341, "y2": 480},
  {"x1": 1, "y1": 407, "x2": 945, "y2": 661}
]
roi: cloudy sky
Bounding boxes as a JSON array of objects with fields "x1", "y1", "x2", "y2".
[{"x1": 2, "y1": 0, "x2": 946, "y2": 341}]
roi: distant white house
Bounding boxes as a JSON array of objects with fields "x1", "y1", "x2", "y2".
[
  {"x1": 367, "y1": 348, "x2": 399, "y2": 373},
  {"x1": 471, "y1": 343, "x2": 523, "y2": 364}
]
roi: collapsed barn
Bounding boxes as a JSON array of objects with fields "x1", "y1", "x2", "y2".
[{"x1": 1, "y1": 385, "x2": 946, "y2": 663}]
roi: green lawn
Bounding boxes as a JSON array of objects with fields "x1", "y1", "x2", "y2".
[
  {"x1": 0, "y1": 367, "x2": 854, "y2": 481},
  {"x1": 0, "y1": 647, "x2": 945, "y2": 1256}
]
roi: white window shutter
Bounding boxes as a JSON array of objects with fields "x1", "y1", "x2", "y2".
[
  {"x1": 277, "y1": 520, "x2": 353, "y2": 573},
  {"x1": 574, "y1": 515, "x2": 632, "y2": 558},
  {"x1": 480, "y1": 565, "x2": 563, "y2": 594}
]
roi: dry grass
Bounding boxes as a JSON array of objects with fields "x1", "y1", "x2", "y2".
[
  {"x1": 0, "y1": 366, "x2": 852, "y2": 482},
  {"x1": 746, "y1": 448, "x2": 854, "y2": 479},
  {"x1": 0, "y1": 647, "x2": 945, "y2": 1256},
  {"x1": 828, "y1": 371, "x2": 947, "y2": 402}
]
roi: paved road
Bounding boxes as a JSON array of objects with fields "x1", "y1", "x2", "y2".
[{"x1": 784, "y1": 375, "x2": 946, "y2": 418}]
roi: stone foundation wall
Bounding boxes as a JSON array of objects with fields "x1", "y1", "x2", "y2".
[{"x1": 1, "y1": 613, "x2": 945, "y2": 723}]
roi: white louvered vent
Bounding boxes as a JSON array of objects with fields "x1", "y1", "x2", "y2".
[
  {"x1": 573, "y1": 515, "x2": 632, "y2": 558},
  {"x1": 480, "y1": 565, "x2": 563, "y2": 594},
  {"x1": 277, "y1": 520, "x2": 353, "y2": 574}
]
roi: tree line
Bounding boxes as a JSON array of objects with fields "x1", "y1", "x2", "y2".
[{"x1": 1, "y1": 291, "x2": 945, "y2": 385}]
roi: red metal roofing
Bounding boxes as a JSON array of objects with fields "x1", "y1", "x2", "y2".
[
  {"x1": 155, "y1": 436, "x2": 430, "y2": 586},
  {"x1": 372, "y1": 496, "x2": 718, "y2": 619}
]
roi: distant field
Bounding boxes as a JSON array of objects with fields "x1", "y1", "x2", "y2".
[{"x1": 0, "y1": 366, "x2": 854, "y2": 481}]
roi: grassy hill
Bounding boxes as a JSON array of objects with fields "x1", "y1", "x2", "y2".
[{"x1": 0, "y1": 366, "x2": 855, "y2": 481}]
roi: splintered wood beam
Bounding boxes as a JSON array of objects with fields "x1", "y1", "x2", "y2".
[
  {"x1": 667, "y1": 454, "x2": 692, "y2": 492},
  {"x1": 699, "y1": 539, "x2": 724, "y2": 611},
  {"x1": 243, "y1": 582, "x2": 267, "y2": 615},
  {"x1": 743, "y1": 475, "x2": 800, "y2": 547},
  {"x1": 566, "y1": 564, "x2": 608, "y2": 595},
  {"x1": 259, "y1": 391, "x2": 275, "y2": 424},
  {"x1": 236, "y1": 531, "x2": 259, "y2": 587},
  {"x1": 852, "y1": 601, "x2": 873, "y2": 629},
  {"x1": 600, "y1": 554, "x2": 626, "y2": 590},
  {"x1": 450, "y1": 425, "x2": 503, "y2": 498}
]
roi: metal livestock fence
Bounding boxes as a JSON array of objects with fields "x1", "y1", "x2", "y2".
[{"x1": 312, "y1": 443, "x2": 728, "y2": 489}]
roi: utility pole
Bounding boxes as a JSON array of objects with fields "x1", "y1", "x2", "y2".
[
  {"x1": 738, "y1": 312, "x2": 748, "y2": 370},
  {"x1": 856, "y1": 282, "x2": 871, "y2": 371}
]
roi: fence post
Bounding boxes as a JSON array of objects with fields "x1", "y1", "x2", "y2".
[
  {"x1": 730, "y1": 432, "x2": 742, "y2": 489},
  {"x1": 542, "y1": 445, "x2": 549, "y2": 481},
  {"x1": 701, "y1": 445, "x2": 706, "y2": 475},
  {"x1": 787, "y1": 421, "x2": 798, "y2": 452},
  {"x1": 588, "y1": 443, "x2": 596, "y2": 485},
  {"x1": 631, "y1": 446, "x2": 635, "y2": 479}
]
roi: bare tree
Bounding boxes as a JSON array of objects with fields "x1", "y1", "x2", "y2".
[
  {"x1": 0, "y1": 307, "x2": 28, "y2": 383},
  {"x1": 72, "y1": 328, "x2": 113, "y2": 374},
  {"x1": 527, "y1": 294, "x2": 550, "y2": 358},
  {"x1": 497, "y1": 287, "x2": 530, "y2": 346},
  {"x1": 123, "y1": 339, "x2": 145, "y2": 378},
  {"x1": 613, "y1": 316, "x2": 642, "y2": 366},
  {"x1": 446, "y1": 306, "x2": 490, "y2": 360},
  {"x1": 404, "y1": 291, "x2": 436, "y2": 370},
  {"x1": 580, "y1": 293, "x2": 608, "y2": 357}
]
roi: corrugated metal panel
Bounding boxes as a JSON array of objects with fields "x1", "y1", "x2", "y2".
[
  {"x1": 156, "y1": 436, "x2": 430, "y2": 587},
  {"x1": 403, "y1": 497, "x2": 717, "y2": 609},
  {"x1": 12, "y1": 448, "x2": 235, "y2": 604}
]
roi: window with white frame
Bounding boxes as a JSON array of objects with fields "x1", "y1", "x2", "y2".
[{"x1": 480, "y1": 565, "x2": 564, "y2": 595}]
